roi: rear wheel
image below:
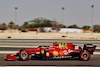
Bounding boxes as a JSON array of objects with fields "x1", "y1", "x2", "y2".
[
  {"x1": 19, "y1": 50, "x2": 29, "y2": 61},
  {"x1": 80, "y1": 51, "x2": 90, "y2": 61}
]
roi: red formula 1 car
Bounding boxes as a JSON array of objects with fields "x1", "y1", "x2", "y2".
[{"x1": 4, "y1": 42, "x2": 96, "y2": 61}]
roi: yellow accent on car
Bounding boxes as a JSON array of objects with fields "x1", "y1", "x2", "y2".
[
  {"x1": 53, "y1": 51, "x2": 58, "y2": 56},
  {"x1": 41, "y1": 50, "x2": 44, "y2": 54},
  {"x1": 59, "y1": 52, "x2": 63, "y2": 55}
]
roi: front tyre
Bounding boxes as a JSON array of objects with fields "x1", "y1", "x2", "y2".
[
  {"x1": 19, "y1": 50, "x2": 29, "y2": 61},
  {"x1": 80, "y1": 51, "x2": 90, "y2": 61}
]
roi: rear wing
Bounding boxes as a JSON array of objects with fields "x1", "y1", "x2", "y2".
[{"x1": 83, "y1": 44, "x2": 96, "y2": 54}]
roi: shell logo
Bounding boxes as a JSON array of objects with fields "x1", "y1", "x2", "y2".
[{"x1": 53, "y1": 51, "x2": 58, "y2": 56}]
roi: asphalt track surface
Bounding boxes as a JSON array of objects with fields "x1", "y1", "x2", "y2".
[
  {"x1": 0, "y1": 39, "x2": 100, "y2": 52},
  {"x1": 0, "y1": 54, "x2": 100, "y2": 66},
  {"x1": 0, "y1": 39, "x2": 100, "y2": 47}
]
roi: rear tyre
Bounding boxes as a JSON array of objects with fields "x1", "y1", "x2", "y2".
[
  {"x1": 80, "y1": 51, "x2": 90, "y2": 61},
  {"x1": 19, "y1": 50, "x2": 29, "y2": 61}
]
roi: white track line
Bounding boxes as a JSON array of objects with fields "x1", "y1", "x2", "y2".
[
  {"x1": 93, "y1": 52, "x2": 100, "y2": 54},
  {"x1": 95, "y1": 47, "x2": 100, "y2": 49},
  {"x1": 0, "y1": 51, "x2": 18, "y2": 54},
  {"x1": 0, "y1": 46, "x2": 38, "y2": 48}
]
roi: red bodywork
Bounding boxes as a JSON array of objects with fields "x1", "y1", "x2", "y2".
[{"x1": 4, "y1": 43, "x2": 96, "y2": 61}]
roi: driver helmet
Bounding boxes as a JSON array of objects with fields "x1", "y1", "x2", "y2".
[{"x1": 53, "y1": 41, "x2": 57, "y2": 43}]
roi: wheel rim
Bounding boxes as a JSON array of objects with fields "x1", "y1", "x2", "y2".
[
  {"x1": 21, "y1": 52, "x2": 28, "y2": 60},
  {"x1": 82, "y1": 52, "x2": 89, "y2": 60}
]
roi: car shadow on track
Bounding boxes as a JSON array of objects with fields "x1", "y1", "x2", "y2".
[{"x1": 29, "y1": 58, "x2": 80, "y2": 61}]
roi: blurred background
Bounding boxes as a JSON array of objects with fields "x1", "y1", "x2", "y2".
[{"x1": 0, "y1": 0, "x2": 100, "y2": 39}]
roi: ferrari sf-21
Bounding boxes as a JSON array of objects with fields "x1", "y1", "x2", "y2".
[{"x1": 4, "y1": 42, "x2": 96, "y2": 61}]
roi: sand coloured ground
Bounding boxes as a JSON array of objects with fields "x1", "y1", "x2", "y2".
[{"x1": 0, "y1": 30, "x2": 100, "y2": 39}]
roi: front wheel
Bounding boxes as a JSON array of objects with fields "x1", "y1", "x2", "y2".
[
  {"x1": 19, "y1": 50, "x2": 29, "y2": 61},
  {"x1": 80, "y1": 51, "x2": 90, "y2": 61}
]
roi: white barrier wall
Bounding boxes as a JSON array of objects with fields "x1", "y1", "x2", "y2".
[
  {"x1": 38, "y1": 27, "x2": 82, "y2": 33},
  {"x1": 59, "y1": 28, "x2": 82, "y2": 33}
]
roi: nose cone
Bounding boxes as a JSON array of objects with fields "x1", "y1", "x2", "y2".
[{"x1": 4, "y1": 54, "x2": 16, "y2": 61}]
